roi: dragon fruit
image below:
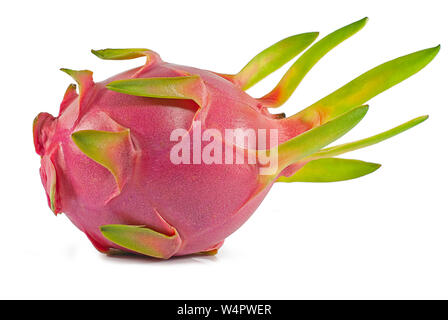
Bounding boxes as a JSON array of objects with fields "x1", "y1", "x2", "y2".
[{"x1": 33, "y1": 18, "x2": 439, "y2": 259}]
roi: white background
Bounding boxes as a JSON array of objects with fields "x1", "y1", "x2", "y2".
[{"x1": 1, "y1": 0, "x2": 446, "y2": 299}]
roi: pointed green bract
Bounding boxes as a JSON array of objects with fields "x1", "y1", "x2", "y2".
[
  {"x1": 60, "y1": 68, "x2": 94, "y2": 108},
  {"x1": 228, "y1": 32, "x2": 319, "y2": 90},
  {"x1": 294, "y1": 45, "x2": 440, "y2": 125},
  {"x1": 277, "y1": 158, "x2": 380, "y2": 182},
  {"x1": 91, "y1": 48, "x2": 152, "y2": 60},
  {"x1": 259, "y1": 17, "x2": 368, "y2": 108},
  {"x1": 100, "y1": 224, "x2": 181, "y2": 259},
  {"x1": 106, "y1": 75, "x2": 206, "y2": 106},
  {"x1": 313, "y1": 115, "x2": 428, "y2": 159},
  {"x1": 277, "y1": 105, "x2": 368, "y2": 171},
  {"x1": 60, "y1": 68, "x2": 93, "y2": 88},
  {"x1": 71, "y1": 129, "x2": 133, "y2": 192}
]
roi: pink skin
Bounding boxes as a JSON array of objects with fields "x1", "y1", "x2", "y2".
[{"x1": 33, "y1": 56, "x2": 309, "y2": 256}]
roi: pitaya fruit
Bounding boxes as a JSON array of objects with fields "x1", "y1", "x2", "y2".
[{"x1": 33, "y1": 18, "x2": 439, "y2": 259}]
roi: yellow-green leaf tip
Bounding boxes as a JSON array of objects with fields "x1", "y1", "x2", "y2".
[
  {"x1": 417, "y1": 115, "x2": 429, "y2": 122},
  {"x1": 277, "y1": 158, "x2": 381, "y2": 183},
  {"x1": 106, "y1": 76, "x2": 205, "y2": 106},
  {"x1": 91, "y1": 48, "x2": 150, "y2": 60},
  {"x1": 60, "y1": 68, "x2": 74, "y2": 75},
  {"x1": 99, "y1": 224, "x2": 181, "y2": 259},
  {"x1": 71, "y1": 129, "x2": 134, "y2": 194},
  {"x1": 359, "y1": 16, "x2": 368, "y2": 25},
  {"x1": 424, "y1": 45, "x2": 441, "y2": 60}
]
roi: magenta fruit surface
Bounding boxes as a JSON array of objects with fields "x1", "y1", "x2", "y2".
[{"x1": 33, "y1": 18, "x2": 439, "y2": 258}]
